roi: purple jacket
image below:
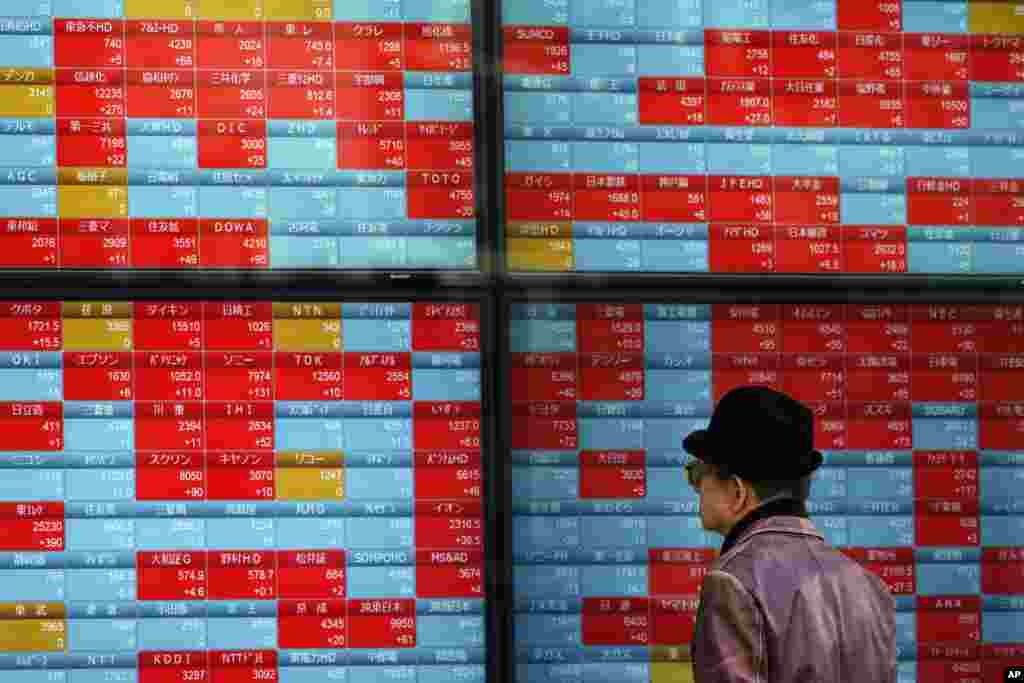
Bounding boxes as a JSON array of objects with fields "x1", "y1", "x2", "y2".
[{"x1": 691, "y1": 515, "x2": 896, "y2": 683}]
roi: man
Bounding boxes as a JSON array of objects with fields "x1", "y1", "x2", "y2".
[{"x1": 684, "y1": 386, "x2": 896, "y2": 683}]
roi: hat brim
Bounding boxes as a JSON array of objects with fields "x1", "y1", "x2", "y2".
[
  {"x1": 682, "y1": 429, "x2": 713, "y2": 460},
  {"x1": 683, "y1": 429, "x2": 825, "y2": 478}
]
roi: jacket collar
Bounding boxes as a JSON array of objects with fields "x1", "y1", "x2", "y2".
[{"x1": 719, "y1": 497, "x2": 810, "y2": 557}]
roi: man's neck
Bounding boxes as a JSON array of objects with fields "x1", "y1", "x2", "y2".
[{"x1": 719, "y1": 497, "x2": 810, "y2": 556}]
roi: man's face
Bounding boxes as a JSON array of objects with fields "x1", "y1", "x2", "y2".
[{"x1": 688, "y1": 460, "x2": 747, "y2": 536}]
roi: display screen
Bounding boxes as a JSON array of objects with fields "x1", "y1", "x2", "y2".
[
  {"x1": 502, "y1": 1, "x2": 1024, "y2": 275},
  {"x1": 0, "y1": 1, "x2": 477, "y2": 270},
  {"x1": 510, "y1": 302, "x2": 1024, "y2": 682},
  {"x1": 0, "y1": 299, "x2": 485, "y2": 682}
]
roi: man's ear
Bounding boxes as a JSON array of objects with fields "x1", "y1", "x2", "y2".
[{"x1": 731, "y1": 476, "x2": 756, "y2": 513}]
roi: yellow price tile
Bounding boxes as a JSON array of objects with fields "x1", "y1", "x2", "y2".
[
  {"x1": 506, "y1": 221, "x2": 574, "y2": 239},
  {"x1": 63, "y1": 318, "x2": 132, "y2": 351},
  {"x1": 0, "y1": 85, "x2": 53, "y2": 118},
  {"x1": 274, "y1": 318, "x2": 341, "y2": 352},
  {"x1": 273, "y1": 302, "x2": 341, "y2": 319},
  {"x1": 125, "y1": 0, "x2": 197, "y2": 18},
  {"x1": 58, "y1": 186, "x2": 128, "y2": 219},
  {"x1": 276, "y1": 451, "x2": 344, "y2": 467},
  {"x1": 970, "y1": 1, "x2": 1024, "y2": 32},
  {"x1": 277, "y1": 466, "x2": 345, "y2": 500},
  {"x1": 263, "y1": 0, "x2": 332, "y2": 20},
  {"x1": 61, "y1": 302, "x2": 132, "y2": 319},
  {"x1": 0, "y1": 620, "x2": 66, "y2": 652},
  {"x1": 197, "y1": 0, "x2": 264, "y2": 20},
  {"x1": 652, "y1": 662, "x2": 695, "y2": 683},
  {"x1": 0, "y1": 603, "x2": 66, "y2": 619},
  {"x1": 507, "y1": 238, "x2": 575, "y2": 272}
]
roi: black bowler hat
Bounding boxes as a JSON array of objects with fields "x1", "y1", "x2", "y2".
[{"x1": 683, "y1": 386, "x2": 823, "y2": 481}]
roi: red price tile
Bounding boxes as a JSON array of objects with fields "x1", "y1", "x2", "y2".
[
  {"x1": 641, "y1": 175, "x2": 707, "y2": 222},
  {"x1": 131, "y1": 220, "x2": 200, "y2": 269},
  {"x1": 203, "y1": 301, "x2": 274, "y2": 344},
  {"x1": 206, "y1": 452, "x2": 275, "y2": 501},
  {"x1": 772, "y1": 79, "x2": 838, "y2": 127},
  {"x1": 407, "y1": 170, "x2": 475, "y2": 220},
  {"x1": 705, "y1": 30, "x2": 771, "y2": 78},
  {"x1": 774, "y1": 226, "x2": 844, "y2": 273},
  {"x1": 335, "y1": 23, "x2": 404, "y2": 71},
  {"x1": 0, "y1": 302, "x2": 62, "y2": 350},
  {"x1": 347, "y1": 599, "x2": 415, "y2": 648},
  {"x1": 781, "y1": 304, "x2": 846, "y2": 353},
  {"x1": 205, "y1": 351, "x2": 274, "y2": 402},
  {"x1": 838, "y1": 80, "x2": 904, "y2": 128},
  {"x1": 406, "y1": 122, "x2": 473, "y2": 171},
  {"x1": 137, "y1": 551, "x2": 207, "y2": 600},
  {"x1": 0, "y1": 222, "x2": 59, "y2": 269},
  {"x1": 917, "y1": 600, "x2": 981, "y2": 643},
  {"x1": 0, "y1": 402, "x2": 63, "y2": 451},
  {"x1": 837, "y1": 0, "x2": 901, "y2": 31},
  {"x1": 206, "y1": 402, "x2": 274, "y2": 451},
  {"x1": 135, "y1": 452, "x2": 205, "y2": 501},
  {"x1": 199, "y1": 219, "x2": 269, "y2": 268},
  {"x1": 651, "y1": 598, "x2": 698, "y2": 646},
  {"x1": 278, "y1": 551, "x2": 346, "y2": 600},
  {"x1": 267, "y1": 22, "x2": 334, "y2": 70},
  {"x1": 708, "y1": 175, "x2": 773, "y2": 223},
  {"x1": 126, "y1": 70, "x2": 196, "y2": 118},
  {"x1": 404, "y1": 23, "x2": 472, "y2": 71},
  {"x1": 638, "y1": 78, "x2": 706, "y2": 126},
  {"x1": 268, "y1": 70, "x2": 334, "y2": 120},
  {"x1": 843, "y1": 225, "x2": 908, "y2": 274},
  {"x1": 904, "y1": 33, "x2": 970, "y2": 81},
  {"x1": 414, "y1": 414, "x2": 480, "y2": 451},
  {"x1": 506, "y1": 173, "x2": 573, "y2": 222},
  {"x1": 335, "y1": 72, "x2": 404, "y2": 120},
  {"x1": 773, "y1": 31, "x2": 837, "y2": 78},
  {"x1": 139, "y1": 652, "x2": 208, "y2": 683},
  {"x1": 135, "y1": 351, "x2": 202, "y2": 401},
  {"x1": 773, "y1": 177, "x2": 840, "y2": 225},
  {"x1": 510, "y1": 354, "x2": 577, "y2": 402},
  {"x1": 196, "y1": 70, "x2": 266, "y2": 119},
  {"x1": 578, "y1": 354, "x2": 644, "y2": 401},
  {"x1": 709, "y1": 225, "x2": 776, "y2": 273},
  {"x1": 64, "y1": 351, "x2": 131, "y2": 400},
  {"x1": 707, "y1": 78, "x2": 772, "y2": 126},
  {"x1": 275, "y1": 352, "x2": 343, "y2": 401},
  {"x1": 914, "y1": 451, "x2": 979, "y2": 499},
  {"x1": 582, "y1": 597, "x2": 650, "y2": 647},
  {"x1": 412, "y1": 303, "x2": 479, "y2": 351},
  {"x1": 55, "y1": 19, "x2": 124, "y2": 68},
  {"x1": 837, "y1": 33, "x2": 903, "y2": 80},
  {"x1": 278, "y1": 600, "x2": 347, "y2": 649},
  {"x1": 133, "y1": 302, "x2": 202, "y2": 351},
  {"x1": 503, "y1": 26, "x2": 570, "y2": 75},
  {"x1": 55, "y1": 70, "x2": 125, "y2": 117},
  {"x1": 971, "y1": 35, "x2": 1024, "y2": 82},
  {"x1": 344, "y1": 353, "x2": 411, "y2": 400},
  {"x1": 416, "y1": 549, "x2": 483, "y2": 598},
  {"x1": 511, "y1": 402, "x2": 577, "y2": 450},
  {"x1": 135, "y1": 402, "x2": 204, "y2": 452},
  {"x1": 126, "y1": 21, "x2": 195, "y2": 69},
  {"x1": 338, "y1": 121, "x2": 405, "y2": 171},
  {"x1": 649, "y1": 549, "x2": 715, "y2": 596},
  {"x1": 207, "y1": 550, "x2": 276, "y2": 600},
  {"x1": 210, "y1": 651, "x2": 277, "y2": 683},
  {"x1": 414, "y1": 452, "x2": 482, "y2": 499},
  {"x1": 196, "y1": 21, "x2": 264, "y2": 69},
  {"x1": 579, "y1": 451, "x2": 646, "y2": 498}
]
